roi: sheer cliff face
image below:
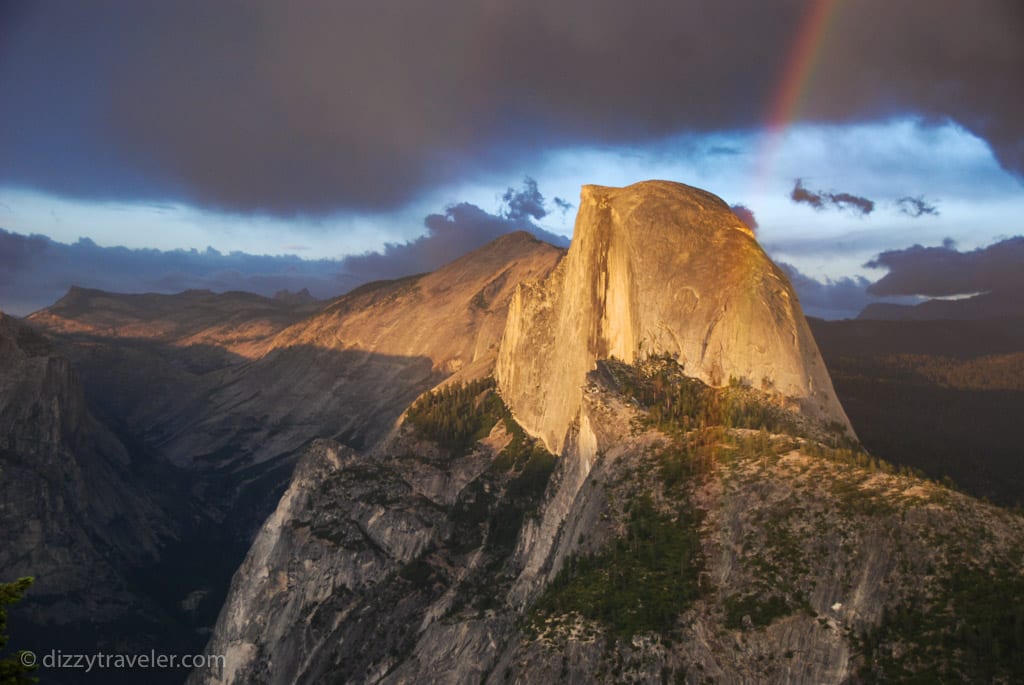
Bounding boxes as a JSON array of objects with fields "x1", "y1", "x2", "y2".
[
  {"x1": 497, "y1": 181, "x2": 851, "y2": 453},
  {"x1": 0, "y1": 314, "x2": 173, "y2": 648}
]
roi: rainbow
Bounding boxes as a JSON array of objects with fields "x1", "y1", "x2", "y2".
[{"x1": 752, "y1": 0, "x2": 841, "y2": 192}]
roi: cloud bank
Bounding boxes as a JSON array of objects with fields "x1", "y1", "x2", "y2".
[
  {"x1": 0, "y1": 180, "x2": 570, "y2": 315},
  {"x1": 337, "y1": 179, "x2": 569, "y2": 282},
  {"x1": 866, "y1": 236, "x2": 1024, "y2": 297},
  {"x1": 1, "y1": 1, "x2": 1021, "y2": 215},
  {"x1": 777, "y1": 236, "x2": 1024, "y2": 318},
  {"x1": 0, "y1": 230, "x2": 353, "y2": 316}
]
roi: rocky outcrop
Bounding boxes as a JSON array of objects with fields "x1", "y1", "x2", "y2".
[
  {"x1": 194, "y1": 359, "x2": 1024, "y2": 684},
  {"x1": 192, "y1": 414, "x2": 550, "y2": 685},
  {"x1": 497, "y1": 181, "x2": 851, "y2": 453},
  {"x1": 134, "y1": 231, "x2": 563, "y2": 475},
  {"x1": 269, "y1": 231, "x2": 564, "y2": 385},
  {"x1": 18, "y1": 180, "x2": 1021, "y2": 684}
]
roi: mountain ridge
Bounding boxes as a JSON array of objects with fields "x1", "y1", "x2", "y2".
[{"x1": 858, "y1": 287, "x2": 1024, "y2": 321}]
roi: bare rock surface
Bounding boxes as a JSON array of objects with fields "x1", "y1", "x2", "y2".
[
  {"x1": 497, "y1": 181, "x2": 851, "y2": 453},
  {"x1": 0, "y1": 313, "x2": 179, "y2": 656},
  {"x1": 195, "y1": 366, "x2": 1024, "y2": 684},
  {"x1": 11, "y1": 181, "x2": 1023, "y2": 684}
]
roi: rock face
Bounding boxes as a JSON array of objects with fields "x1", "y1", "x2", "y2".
[
  {"x1": 497, "y1": 181, "x2": 851, "y2": 453},
  {"x1": 12, "y1": 232, "x2": 563, "y2": 679},
  {"x1": 193, "y1": 359, "x2": 1024, "y2": 685},
  {"x1": 15, "y1": 181, "x2": 1023, "y2": 684},
  {"x1": 191, "y1": 404, "x2": 555, "y2": 685},
  {"x1": 0, "y1": 313, "x2": 177, "y2": 658},
  {"x1": 241, "y1": 231, "x2": 564, "y2": 456}
]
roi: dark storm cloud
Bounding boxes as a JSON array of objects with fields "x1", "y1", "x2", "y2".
[
  {"x1": 553, "y1": 197, "x2": 574, "y2": 215},
  {"x1": 790, "y1": 180, "x2": 875, "y2": 216},
  {"x1": 501, "y1": 178, "x2": 547, "y2": 222},
  {"x1": 729, "y1": 204, "x2": 758, "y2": 232},
  {"x1": 0, "y1": 180, "x2": 570, "y2": 315},
  {"x1": 866, "y1": 236, "x2": 1024, "y2": 297},
  {"x1": 1, "y1": 1, "x2": 1021, "y2": 215},
  {"x1": 790, "y1": 180, "x2": 826, "y2": 210},
  {"x1": 828, "y1": 192, "x2": 875, "y2": 217},
  {"x1": 895, "y1": 196, "x2": 939, "y2": 217}
]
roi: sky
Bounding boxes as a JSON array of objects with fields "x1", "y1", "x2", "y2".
[{"x1": 1, "y1": 0, "x2": 1023, "y2": 318}]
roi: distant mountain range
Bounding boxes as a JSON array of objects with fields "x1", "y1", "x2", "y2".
[{"x1": 859, "y1": 287, "x2": 1024, "y2": 321}]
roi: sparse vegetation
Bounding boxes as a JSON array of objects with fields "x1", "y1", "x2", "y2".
[
  {"x1": 405, "y1": 377, "x2": 505, "y2": 456},
  {"x1": 406, "y1": 378, "x2": 557, "y2": 537},
  {"x1": 0, "y1": 576, "x2": 36, "y2": 685},
  {"x1": 407, "y1": 378, "x2": 558, "y2": 616},
  {"x1": 602, "y1": 356, "x2": 813, "y2": 439},
  {"x1": 723, "y1": 593, "x2": 794, "y2": 630},
  {"x1": 408, "y1": 356, "x2": 1024, "y2": 682},
  {"x1": 532, "y1": 494, "x2": 704, "y2": 639},
  {"x1": 488, "y1": 445, "x2": 557, "y2": 553},
  {"x1": 406, "y1": 378, "x2": 557, "y2": 515},
  {"x1": 856, "y1": 556, "x2": 1024, "y2": 683}
]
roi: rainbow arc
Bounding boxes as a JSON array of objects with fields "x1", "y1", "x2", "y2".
[{"x1": 752, "y1": 0, "x2": 841, "y2": 193}]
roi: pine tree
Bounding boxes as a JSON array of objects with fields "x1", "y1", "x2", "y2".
[{"x1": 0, "y1": 576, "x2": 36, "y2": 685}]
